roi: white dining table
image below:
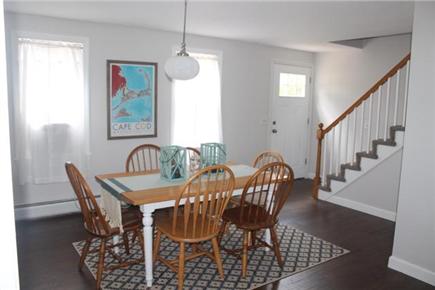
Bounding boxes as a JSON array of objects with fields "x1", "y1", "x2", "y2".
[{"x1": 95, "y1": 164, "x2": 259, "y2": 287}]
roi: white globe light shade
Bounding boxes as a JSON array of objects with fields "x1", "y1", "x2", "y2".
[{"x1": 164, "y1": 55, "x2": 200, "y2": 80}]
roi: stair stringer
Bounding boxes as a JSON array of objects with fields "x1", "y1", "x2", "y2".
[{"x1": 318, "y1": 130, "x2": 404, "y2": 221}]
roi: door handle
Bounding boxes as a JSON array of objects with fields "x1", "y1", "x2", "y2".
[{"x1": 272, "y1": 129, "x2": 278, "y2": 134}]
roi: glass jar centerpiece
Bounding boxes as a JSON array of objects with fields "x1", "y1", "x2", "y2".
[
  {"x1": 160, "y1": 145, "x2": 187, "y2": 181},
  {"x1": 200, "y1": 143, "x2": 226, "y2": 169}
]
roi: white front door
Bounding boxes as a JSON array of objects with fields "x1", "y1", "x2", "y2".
[{"x1": 270, "y1": 64, "x2": 312, "y2": 178}]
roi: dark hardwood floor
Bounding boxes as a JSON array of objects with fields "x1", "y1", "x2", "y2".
[{"x1": 16, "y1": 179, "x2": 434, "y2": 290}]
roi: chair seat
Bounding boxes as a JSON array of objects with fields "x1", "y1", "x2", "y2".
[
  {"x1": 155, "y1": 212, "x2": 220, "y2": 242},
  {"x1": 222, "y1": 205, "x2": 276, "y2": 230},
  {"x1": 230, "y1": 191, "x2": 268, "y2": 206}
]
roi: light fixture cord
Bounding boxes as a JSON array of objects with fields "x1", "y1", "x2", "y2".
[{"x1": 178, "y1": 0, "x2": 189, "y2": 56}]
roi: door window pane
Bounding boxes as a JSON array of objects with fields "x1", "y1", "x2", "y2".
[{"x1": 279, "y1": 73, "x2": 306, "y2": 98}]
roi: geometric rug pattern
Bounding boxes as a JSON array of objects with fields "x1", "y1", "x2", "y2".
[{"x1": 73, "y1": 224, "x2": 349, "y2": 290}]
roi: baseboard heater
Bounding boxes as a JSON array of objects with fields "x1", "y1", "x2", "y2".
[{"x1": 14, "y1": 195, "x2": 100, "y2": 220}]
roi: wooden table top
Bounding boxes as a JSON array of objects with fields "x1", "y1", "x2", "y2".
[{"x1": 95, "y1": 164, "x2": 258, "y2": 206}]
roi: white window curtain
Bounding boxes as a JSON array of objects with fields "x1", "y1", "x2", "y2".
[
  {"x1": 14, "y1": 38, "x2": 89, "y2": 184},
  {"x1": 171, "y1": 52, "x2": 223, "y2": 148}
]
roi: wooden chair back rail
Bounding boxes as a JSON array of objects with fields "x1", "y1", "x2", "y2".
[
  {"x1": 312, "y1": 53, "x2": 410, "y2": 199},
  {"x1": 172, "y1": 165, "x2": 235, "y2": 237},
  {"x1": 252, "y1": 151, "x2": 284, "y2": 168},
  {"x1": 186, "y1": 147, "x2": 200, "y2": 158},
  {"x1": 239, "y1": 162, "x2": 294, "y2": 224},
  {"x1": 66, "y1": 162, "x2": 111, "y2": 236},
  {"x1": 125, "y1": 144, "x2": 160, "y2": 173}
]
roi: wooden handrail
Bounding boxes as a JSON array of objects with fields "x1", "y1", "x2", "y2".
[
  {"x1": 323, "y1": 53, "x2": 411, "y2": 134},
  {"x1": 312, "y1": 53, "x2": 411, "y2": 199}
]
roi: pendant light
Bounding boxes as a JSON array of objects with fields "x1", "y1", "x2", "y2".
[{"x1": 164, "y1": 0, "x2": 200, "y2": 80}]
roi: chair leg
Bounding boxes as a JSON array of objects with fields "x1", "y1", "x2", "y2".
[
  {"x1": 218, "y1": 221, "x2": 228, "y2": 244},
  {"x1": 79, "y1": 237, "x2": 92, "y2": 271},
  {"x1": 211, "y1": 237, "x2": 224, "y2": 279},
  {"x1": 242, "y1": 230, "x2": 250, "y2": 278},
  {"x1": 96, "y1": 238, "x2": 106, "y2": 290},
  {"x1": 270, "y1": 226, "x2": 283, "y2": 267},
  {"x1": 251, "y1": 230, "x2": 257, "y2": 247},
  {"x1": 123, "y1": 232, "x2": 130, "y2": 254},
  {"x1": 153, "y1": 229, "x2": 161, "y2": 263},
  {"x1": 131, "y1": 231, "x2": 137, "y2": 245},
  {"x1": 178, "y1": 242, "x2": 185, "y2": 290}
]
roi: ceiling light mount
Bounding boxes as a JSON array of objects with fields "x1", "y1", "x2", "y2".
[{"x1": 164, "y1": 0, "x2": 199, "y2": 80}]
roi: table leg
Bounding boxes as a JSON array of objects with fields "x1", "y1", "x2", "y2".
[{"x1": 140, "y1": 205, "x2": 155, "y2": 288}]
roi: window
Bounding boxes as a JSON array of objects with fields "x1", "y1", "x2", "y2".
[
  {"x1": 279, "y1": 72, "x2": 306, "y2": 98},
  {"x1": 14, "y1": 37, "x2": 89, "y2": 184},
  {"x1": 171, "y1": 52, "x2": 223, "y2": 148}
]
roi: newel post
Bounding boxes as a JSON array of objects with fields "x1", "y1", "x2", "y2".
[{"x1": 312, "y1": 123, "x2": 324, "y2": 199}]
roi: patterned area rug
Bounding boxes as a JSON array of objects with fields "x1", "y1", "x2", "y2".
[{"x1": 72, "y1": 225, "x2": 349, "y2": 290}]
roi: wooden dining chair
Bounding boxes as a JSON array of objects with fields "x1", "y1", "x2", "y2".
[
  {"x1": 219, "y1": 162, "x2": 294, "y2": 278},
  {"x1": 153, "y1": 165, "x2": 235, "y2": 289},
  {"x1": 230, "y1": 150, "x2": 284, "y2": 206},
  {"x1": 252, "y1": 150, "x2": 284, "y2": 168},
  {"x1": 186, "y1": 146, "x2": 200, "y2": 160},
  {"x1": 65, "y1": 162, "x2": 144, "y2": 290},
  {"x1": 124, "y1": 144, "x2": 160, "y2": 252},
  {"x1": 125, "y1": 144, "x2": 161, "y2": 173}
]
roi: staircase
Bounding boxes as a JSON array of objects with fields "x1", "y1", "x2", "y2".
[{"x1": 312, "y1": 54, "x2": 411, "y2": 210}]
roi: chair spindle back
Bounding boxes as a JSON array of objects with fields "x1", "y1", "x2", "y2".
[
  {"x1": 239, "y1": 162, "x2": 294, "y2": 225},
  {"x1": 253, "y1": 151, "x2": 284, "y2": 168},
  {"x1": 125, "y1": 144, "x2": 161, "y2": 173},
  {"x1": 172, "y1": 165, "x2": 235, "y2": 238}
]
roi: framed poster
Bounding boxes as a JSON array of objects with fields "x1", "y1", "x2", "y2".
[{"x1": 107, "y1": 60, "x2": 157, "y2": 139}]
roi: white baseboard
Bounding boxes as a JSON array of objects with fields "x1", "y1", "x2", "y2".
[
  {"x1": 322, "y1": 195, "x2": 396, "y2": 222},
  {"x1": 15, "y1": 200, "x2": 81, "y2": 220},
  {"x1": 307, "y1": 172, "x2": 316, "y2": 179},
  {"x1": 389, "y1": 256, "x2": 435, "y2": 286}
]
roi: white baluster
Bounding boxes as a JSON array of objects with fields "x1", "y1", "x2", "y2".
[
  {"x1": 384, "y1": 78, "x2": 391, "y2": 140},
  {"x1": 375, "y1": 85, "x2": 382, "y2": 139},
  {"x1": 402, "y1": 61, "x2": 410, "y2": 126},
  {"x1": 352, "y1": 109, "x2": 358, "y2": 164},
  {"x1": 344, "y1": 115, "x2": 349, "y2": 164},
  {"x1": 329, "y1": 128, "x2": 335, "y2": 176},
  {"x1": 336, "y1": 122, "x2": 342, "y2": 175},
  {"x1": 322, "y1": 134, "x2": 327, "y2": 186},
  {"x1": 367, "y1": 94, "x2": 373, "y2": 152},
  {"x1": 359, "y1": 101, "x2": 365, "y2": 152},
  {"x1": 393, "y1": 69, "x2": 401, "y2": 125}
]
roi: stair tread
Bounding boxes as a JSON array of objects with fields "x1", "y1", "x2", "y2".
[
  {"x1": 341, "y1": 163, "x2": 361, "y2": 171},
  {"x1": 319, "y1": 185, "x2": 331, "y2": 192},
  {"x1": 327, "y1": 174, "x2": 345, "y2": 182},
  {"x1": 373, "y1": 139, "x2": 396, "y2": 146},
  {"x1": 356, "y1": 151, "x2": 378, "y2": 159}
]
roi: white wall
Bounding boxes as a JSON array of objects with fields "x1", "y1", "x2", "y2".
[
  {"x1": 388, "y1": 2, "x2": 435, "y2": 286},
  {"x1": 0, "y1": 1, "x2": 20, "y2": 288},
  {"x1": 309, "y1": 34, "x2": 411, "y2": 175},
  {"x1": 5, "y1": 13, "x2": 314, "y2": 211}
]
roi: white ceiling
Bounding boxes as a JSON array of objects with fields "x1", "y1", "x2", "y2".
[{"x1": 4, "y1": 1, "x2": 414, "y2": 52}]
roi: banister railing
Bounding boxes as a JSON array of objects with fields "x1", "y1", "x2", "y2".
[{"x1": 312, "y1": 53, "x2": 411, "y2": 199}]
